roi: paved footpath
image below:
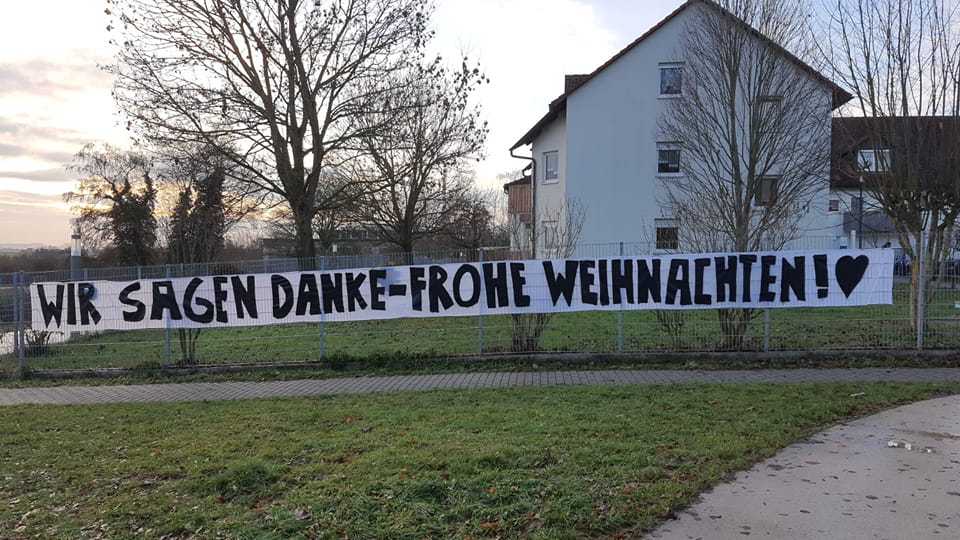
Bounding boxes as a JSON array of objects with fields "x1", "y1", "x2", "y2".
[
  {"x1": 647, "y1": 393, "x2": 960, "y2": 539},
  {"x1": 2, "y1": 367, "x2": 960, "y2": 406}
]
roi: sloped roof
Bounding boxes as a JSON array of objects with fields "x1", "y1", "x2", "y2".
[
  {"x1": 831, "y1": 116, "x2": 960, "y2": 189},
  {"x1": 510, "y1": 0, "x2": 853, "y2": 150},
  {"x1": 503, "y1": 176, "x2": 531, "y2": 189},
  {"x1": 503, "y1": 176, "x2": 531, "y2": 196}
]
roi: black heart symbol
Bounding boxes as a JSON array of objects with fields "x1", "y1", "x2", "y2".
[{"x1": 836, "y1": 255, "x2": 869, "y2": 298}]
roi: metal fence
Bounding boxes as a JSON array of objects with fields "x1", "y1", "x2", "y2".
[{"x1": 2, "y1": 238, "x2": 958, "y2": 374}]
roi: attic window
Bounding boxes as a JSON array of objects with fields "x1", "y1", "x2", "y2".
[
  {"x1": 858, "y1": 149, "x2": 890, "y2": 172},
  {"x1": 659, "y1": 63, "x2": 683, "y2": 96},
  {"x1": 758, "y1": 94, "x2": 783, "y2": 114}
]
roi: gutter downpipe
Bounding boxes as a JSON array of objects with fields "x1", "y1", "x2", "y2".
[{"x1": 510, "y1": 148, "x2": 537, "y2": 258}]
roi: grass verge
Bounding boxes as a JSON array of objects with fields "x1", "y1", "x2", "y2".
[
  {"x1": 1, "y1": 382, "x2": 956, "y2": 538},
  {"x1": 3, "y1": 348, "x2": 960, "y2": 388}
]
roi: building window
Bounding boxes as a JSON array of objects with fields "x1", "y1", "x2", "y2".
[
  {"x1": 758, "y1": 94, "x2": 783, "y2": 108},
  {"x1": 828, "y1": 198, "x2": 840, "y2": 212},
  {"x1": 655, "y1": 218, "x2": 679, "y2": 250},
  {"x1": 659, "y1": 63, "x2": 683, "y2": 96},
  {"x1": 758, "y1": 95, "x2": 783, "y2": 134},
  {"x1": 755, "y1": 175, "x2": 779, "y2": 206},
  {"x1": 657, "y1": 143, "x2": 681, "y2": 174},
  {"x1": 543, "y1": 151, "x2": 559, "y2": 183},
  {"x1": 858, "y1": 148, "x2": 890, "y2": 172}
]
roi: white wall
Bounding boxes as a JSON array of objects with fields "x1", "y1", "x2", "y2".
[
  {"x1": 780, "y1": 90, "x2": 837, "y2": 251},
  {"x1": 562, "y1": 8, "x2": 692, "y2": 250},
  {"x1": 531, "y1": 110, "x2": 567, "y2": 257},
  {"x1": 527, "y1": 4, "x2": 843, "y2": 255}
]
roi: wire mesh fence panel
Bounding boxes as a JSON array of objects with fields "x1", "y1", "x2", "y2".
[
  {"x1": 2, "y1": 238, "x2": 957, "y2": 373},
  {"x1": 924, "y1": 275, "x2": 960, "y2": 348},
  {"x1": 0, "y1": 273, "x2": 17, "y2": 372}
]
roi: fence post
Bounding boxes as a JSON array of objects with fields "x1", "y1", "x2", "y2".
[
  {"x1": 763, "y1": 308, "x2": 770, "y2": 352},
  {"x1": 618, "y1": 242, "x2": 624, "y2": 353},
  {"x1": 319, "y1": 256, "x2": 326, "y2": 360},
  {"x1": 478, "y1": 248, "x2": 484, "y2": 356},
  {"x1": 10, "y1": 273, "x2": 18, "y2": 366},
  {"x1": 917, "y1": 232, "x2": 926, "y2": 350},
  {"x1": 165, "y1": 264, "x2": 172, "y2": 368},
  {"x1": 15, "y1": 271, "x2": 25, "y2": 371}
]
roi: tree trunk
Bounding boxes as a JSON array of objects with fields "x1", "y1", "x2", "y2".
[
  {"x1": 177, "y1": 328, "x2": 199, "y2": 366},
  {"x1": 398, "y1": 238, "x2": 415, "y2": 266},
  {"x1": 510, "y1": 313, "x2": 553, "y2": 352},
  {"x1": 290, "y1": 196, "x2": 317, "y2": 271},
  {"x1": 294, "y1": 208, "x2": 316, "y2": 260},
  {"x1": 717, "y1": 308, "x2": 753, "y2": 350}
]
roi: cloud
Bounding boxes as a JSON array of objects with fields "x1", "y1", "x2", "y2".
[
  {"x1": 0, "y1": 167, "x2": 73, "y2": 184},
  {"x1": 0, "y1": 191, "x2": 72, "y2": 245},
  {"x1": 0, "y1": 117, "x2": 89, "y2": 145},
  {"x1": 0, "y1": 58, "x2": 112, "y2": 98},
  {"x1": 433, "y1": 0, "x2": 624, "y2": 184},
  {"x1": 0, "y1": 142, "x2": 76, "y2": 165},
  {"x1": 0, "y1": 190, "x2": 65, "y2": 209},
  {"x1": 0, "y1": 116, "x2": 100, "y2": 179}
]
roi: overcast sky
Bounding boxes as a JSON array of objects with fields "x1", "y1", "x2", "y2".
[{"x1": 0, "y1": 0, "x2": 682, "y2": 248}]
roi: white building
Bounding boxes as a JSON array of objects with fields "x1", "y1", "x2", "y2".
[{"x1": 509, "y1": 0, "x2": 852, "y2": 257}]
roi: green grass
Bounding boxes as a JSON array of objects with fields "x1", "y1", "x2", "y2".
[
  {"x1": 3, "y1": 283, "x2": 960, "y2": 372},
  {"x1": 0, "y1": 382, "x2": 956, "y2": 538}
]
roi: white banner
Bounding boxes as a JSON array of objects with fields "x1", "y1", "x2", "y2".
[{"x1": 30, "y1": 249, "x2": 894, "y2": 332}]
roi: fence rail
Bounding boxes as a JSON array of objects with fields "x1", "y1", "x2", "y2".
[{"x1": 2, "y1": 239, "x2": 959, "y2": 374}]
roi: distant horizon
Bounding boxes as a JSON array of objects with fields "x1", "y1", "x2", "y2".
[{"x1": 0, "y1": 243, "x2": 68, "y2": 252}]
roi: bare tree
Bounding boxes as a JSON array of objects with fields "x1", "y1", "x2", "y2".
[
  {"x1": 445, "y1": 186, "x2": 509, "y2": 252},
  {"x1": 107, "y1": 0, "x2": 433, "y2": 259},
  {"x1": 154, "y1": 142, "x2": 260, "y2": 246},
  {"x1": 347, "y1": 61, "x2": 488, "y2": 258},
  {"x1": 311, "y1": 176, "x2": 362, "y2": 255},
  {"x1": 64, "y1": 144, "x2": 158, "y2": 266},
  {"x1": 270, "y1": 167, "x2": 363, "y2": 254},
  {"x1": 166, "y1": 165, "x2": 227, "y2": 366},
  {"x1": 659, "y1": 0, "x2": 836, "y2": 349},
  {"x1": 510, "y1": 197, "x2": 586, "y2": 352},
  {"x1": 661, "y1": 0, "x2": 831, "y2": 252},
  {"x1": 820, "y1": 0, "x2": 960, "y2": 327}
]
